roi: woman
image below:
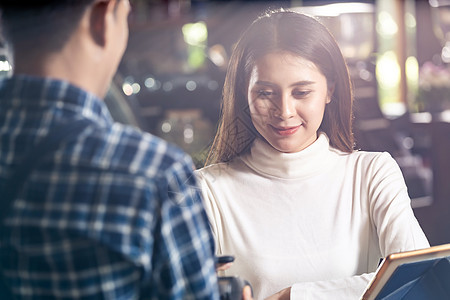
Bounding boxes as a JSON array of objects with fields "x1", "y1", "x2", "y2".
[{"x1": 195, "y1": 10, "x2": 429, "y2": 300}]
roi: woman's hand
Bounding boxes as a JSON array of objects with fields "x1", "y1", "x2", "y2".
[
  {"x1": 265, "y1": 287, "x2": 291, "y2": 300},
  {"x1": 243, "y1": 285, "x2": 253, "y2": 300},
  {"x1": 215, "y1": 255, "x2": 235, "y2": 272},
  {"x1": 215, "y1": 256, "x2": 253, "y2": 300},
  {"x1": 216, "y1": 262, "x2": 233, "y2": 272}
]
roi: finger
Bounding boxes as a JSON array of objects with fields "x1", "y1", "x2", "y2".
[
  {"x1": 216, "y1": 262, "x2": 233, "y2": 271},
  {"x1": 242, "y1": 285, "x2": 253, "y2": 300}
]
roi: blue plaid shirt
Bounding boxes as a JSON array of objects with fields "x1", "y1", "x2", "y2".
[{"x1": 0, "y1": 75, "x2": 219, "y2": 299}]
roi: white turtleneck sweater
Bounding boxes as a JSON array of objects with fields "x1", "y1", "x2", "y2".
[{"x1": 195, "y1": 133, "x2": 429, "y2": 300}]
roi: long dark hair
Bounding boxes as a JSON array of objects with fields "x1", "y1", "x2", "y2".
[{"x1": 206, "y1": 9, "x2": 354, "y2": 165}]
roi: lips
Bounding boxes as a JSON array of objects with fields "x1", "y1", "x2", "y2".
[{"x1": 270, "y1": 125, "x2": 301, "y2": 136}]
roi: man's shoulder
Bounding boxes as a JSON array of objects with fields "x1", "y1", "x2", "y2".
[{"x1": 87, "y1": 122, "x2": 194, "y2": 177}]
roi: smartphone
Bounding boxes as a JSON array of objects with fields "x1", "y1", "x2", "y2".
[
  {"x1": 218, "y1": 276, "x2": 252, "y2": 300},
  {"x1": 216, "y1": 255, "x2": 235, "y2": 265}
]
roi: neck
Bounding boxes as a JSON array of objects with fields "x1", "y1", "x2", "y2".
[
  {"x1": 241, "y1": 134, "x2": 335, "y2": 179},
  {"x1": 14, "y1": 51, "x2": 108, "y2": 99},
  {"x1": 12, "y1": 26, "x2": 110, "y2": 99}
]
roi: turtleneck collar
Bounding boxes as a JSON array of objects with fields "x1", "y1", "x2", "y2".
[{"x1": 239, "y1": 133, "x2": 337, "y2": 179}]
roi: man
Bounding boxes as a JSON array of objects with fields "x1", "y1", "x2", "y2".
[{"x1": 0, "y1": 1, "x2": 250, "y2": 298}]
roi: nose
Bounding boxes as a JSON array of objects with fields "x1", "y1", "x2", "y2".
[{"x1": 273, "y1": 94, "x2": 295, "y2": 120}]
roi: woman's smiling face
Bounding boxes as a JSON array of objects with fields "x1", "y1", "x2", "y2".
[{"x1": 247, "y1": 51, "x2": 332, "y2": 153}]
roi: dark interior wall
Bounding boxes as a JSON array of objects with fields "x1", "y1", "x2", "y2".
[
  {"x1": 415, "y1": 0, "x2": 442, "y2": 65},
  {"x1": 410, "y1": 1, "x2": 450, "y2": 246}
]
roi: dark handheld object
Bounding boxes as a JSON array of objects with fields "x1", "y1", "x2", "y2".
[
  {"x1": 218, "y1": 276, "x2": 252, "y2": 300},
  {"x1": 216, "y1": 255, "x2": 235, "y2": 265}
]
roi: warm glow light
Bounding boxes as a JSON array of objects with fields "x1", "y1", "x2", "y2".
[
  {"x1": 295, "y1": 2, "x2": 374, "y2": 16},
  {"x1": 131, "y1": 83, "x2": 141, "y2": 94},
  {"x1": 376, "y1": 51, "x2": 406, "y2": 116},
  {"x1": 122, "y1": 83, "x2": 133, "y2": 96},
  {"x1": 0, "y1": 60, "x2": 12, "y2": 72},
  {"x1": 184, "y1": 125, "x2": 194, "y2": 144},
  {"x1": 406, "y1": 56, "x2": 419, "y2": 88},
  {"x1": 144, "y1": 77, "x2": 161, "y2": 91},
  {"x1": 406, "y1": 56, "x2": 419, "y2": 110},
  {"x1": 209, "y1": 44, "x2": 227, "y2": 67},
  {"x1": 405, "y1": 12, "x2": 417, "y2": 28},
  {"x1": 145, "y1": 77, "x2": 155, "y2": 88},
  {"x1": 182, "y1": 22, "x2": 208, "y2": 69},
  {"x1": 376, "y1": 51, "x2": 401, "y2": 89},
  {"x1": 187, "y1": 47, "x2": 206, "y2": 69},
  {"x1": 442, "y1": 42, "x2": 450, "y2": 63},
  {"x1": 377, "y1": 11, "x2": 398, "y2": 36},
  {"x1": 182, "y1": 22, "x2": 208, "y2": 46},
  {"x1": 161, "y1": 122, "x2": 172, "y2": 133},
  {"x1": 429, "y1": 0, "x2": 450, "y2": 8}
]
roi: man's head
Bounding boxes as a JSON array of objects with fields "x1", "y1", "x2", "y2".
[
  {"x1": 0, "y1": 0, "x2": 131, "y2": 98},
  {"x1": 0, "y1": 1, "x2": 95, "y2": 57}
]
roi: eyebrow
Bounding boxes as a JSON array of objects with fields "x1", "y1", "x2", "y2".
[{"x1": 254, "y1": 80, "x2": 316, "y2": 88}]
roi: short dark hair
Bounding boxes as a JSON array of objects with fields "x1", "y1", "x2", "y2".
[
  {"x1": 0, "y1": 0, "x2": 95, "y2": 54},
  {"x1": 206, "y1": 9, "x2": 354, "y2": 164}
]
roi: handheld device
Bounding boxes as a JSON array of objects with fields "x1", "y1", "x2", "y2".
[
  {"x1": 216, "y1": 255, "x2": 235, "y2": 265},
  {"x1": 218, "y1": 276, "x2": 252, "y2": 300},
  {"x1": 361, "y1": 243, "x2": 450, "y2": 300}
]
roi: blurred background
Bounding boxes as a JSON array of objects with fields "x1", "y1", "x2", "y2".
[{"x1": 1, "y1": 0, "x2": 450, "y2": 246}]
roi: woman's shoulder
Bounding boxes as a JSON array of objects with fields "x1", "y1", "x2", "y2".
[
  {"x1": 196, "y1": 161, "x2": 230, "y2": 172},
  {"x1": 195, "y1": 159, "x2": 246, "y2": 181},
  {"x1": 350, "y1": 149, "x2": 395, "y2": 162},
  {"x1": 195, "y1": 162, "x2": 227, "y2": 177},
  {"x1": 331, "y1": 147, "x2": 397, "y2": 169},
  {"x1": 346, "y1": 149, "x2": 400, "y2": 174}
]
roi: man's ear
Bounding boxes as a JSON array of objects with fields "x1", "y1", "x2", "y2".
[{"x1": 89, "y1": 0, "x2": 112, "y2": 47}]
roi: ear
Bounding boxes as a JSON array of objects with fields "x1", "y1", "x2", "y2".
[
  {"x1": 89, "y1": 0, "x2": 115, "y2": 47},
  {"x1": 326, "y1": 82, "x2": 335, "y2": 104}
]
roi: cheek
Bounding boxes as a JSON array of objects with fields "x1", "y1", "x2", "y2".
[
  {"x1": 304, "y1": 98, "x2": 327, "y2": 113},
  {"x1": 249, "y1": 99, "x2": 272, "y2": 117},
  {"x1": 305, "y1": 103, "x2": 327, "y2": 125},
  {"x1": 249, "y1": 102, "x2": 271, "y2": 127}
]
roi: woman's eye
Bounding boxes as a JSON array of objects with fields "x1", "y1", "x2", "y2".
[
  {"x1": 292, "y1": 90, "x2": 311, "y2": 98},
  {"x1": 257, "y1": 90, "x2": 275, "y2": 98}
]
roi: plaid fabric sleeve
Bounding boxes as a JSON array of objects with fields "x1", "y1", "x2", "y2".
[
  {"x1": 144, "y1": 154, "x2": 219, "y2": 300},
  {"x1": 1, "y1": 132, "x2": 220, "y2": 300}
]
